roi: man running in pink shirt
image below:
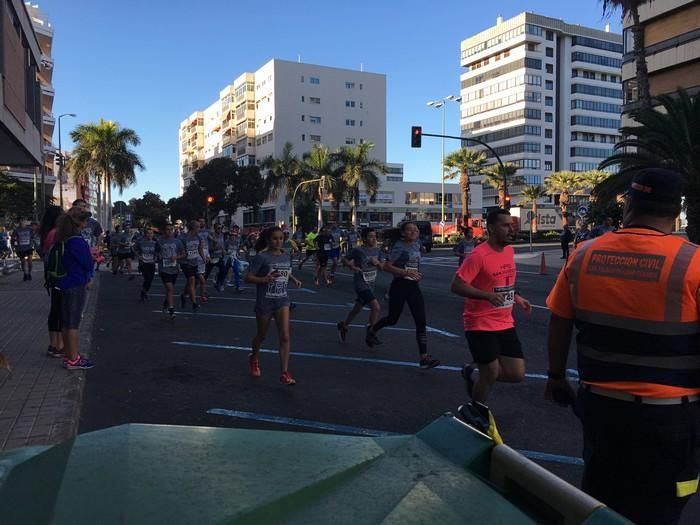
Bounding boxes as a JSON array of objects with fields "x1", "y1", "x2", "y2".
[{"x1": 450, "y1": 209, "x2": 531, "y2": 403}]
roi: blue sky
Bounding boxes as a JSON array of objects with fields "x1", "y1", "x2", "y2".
[{"x1": 41, "y1": 0, "x2": 622, "y2": 203}]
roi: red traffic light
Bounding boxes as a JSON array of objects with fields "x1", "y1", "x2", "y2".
[
  {"x1": 504, "y1": 194, "x2": 511, "y2": 210},
  {"x1": 206, "y1": 196, "x2": 214, "y2": 204},
  {"x1": 411, "y1": 126, "x2": 422, "y2": 148}
]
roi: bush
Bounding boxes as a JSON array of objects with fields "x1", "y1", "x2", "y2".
[{"x1": 543, "y1": 230, "x2": 560, "y2": 240}]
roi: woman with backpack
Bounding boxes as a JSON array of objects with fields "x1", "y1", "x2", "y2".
[
  {"x1": 40, "y1": 205, "x2": 65, "y2": 358},
  {"x1": 53, "y1": 208, "x2": 95, "y2": 370}
]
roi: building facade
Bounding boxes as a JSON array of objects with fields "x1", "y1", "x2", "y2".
[
  {"x1": 621, "y1": 0, "x2": 700, "y2": 124},
  {"x1": 459, "y1": 13, "x2": 623, "y2": 208}
]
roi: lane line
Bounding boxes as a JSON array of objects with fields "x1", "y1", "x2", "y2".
[
  {"x1": 207, "y1": 408, "x2": 584, "y2": 466},
  {"x1": 148, "y1": 294, "x2": 350, "y2": 309},
  {"x1": 159, "y1": 311, "x2": 460, "y2": 338},
  {"x1": 171, "y1": 341, "x2": 579, "y2": 379}
]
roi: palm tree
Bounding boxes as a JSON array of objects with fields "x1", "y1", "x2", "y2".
[
  {"x1": 519, "y1": 185, "x2": 548, "y2": 233},
  {"x1": 69, "y1": 119, "x2": 144, "y2": 227},
  {"x1": 580, "y1": 170, "x2": 613, "y2": 203},
  {"x1": 483, "y1": 163, "x2": 523, "y2": 208},
  {"x1": 334, "y1": 143, "x2": 385, "y2": 227},
  {"x1": 599, "y1": 89, "x2": 700, "y2": 242},
  {"x1": 601, "y1": 0, "x2": 653, "y2": 108},
  {"x1": 261, "y1": 142, "x2": 302, "y2": 202},
  {"x1": 302, "y1": 144, "x2": 338, "y2": 230},
  {"x1": 544, "y1": 171, "x2": 585, "y2": 226},
  {"x1": 443, "y1": 148, "x2": 487, "y2": 222}
]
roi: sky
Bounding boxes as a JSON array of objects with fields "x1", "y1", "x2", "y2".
[{"x1": 40, "y1": 0, "x2": 622, "y2": 203}]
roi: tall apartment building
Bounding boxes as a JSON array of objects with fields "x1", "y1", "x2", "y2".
[
  {"x1": 459, "y1": 13, "x2": 623, "y2": 208},
  {"x1": 621, "y1": 0, "x2": 700, "y2": 124},
  {"x1": 179, "y1": 59, "x2": 386, "y2": 226}
]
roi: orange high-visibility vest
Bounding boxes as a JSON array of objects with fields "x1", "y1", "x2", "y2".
[{"x1": 556, "y1": 228, "x2": 700, "y2": 393}]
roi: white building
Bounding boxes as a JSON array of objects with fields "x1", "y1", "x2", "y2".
[{"x1": 459, "y1": 13, "x2": 623, "y2": 208}]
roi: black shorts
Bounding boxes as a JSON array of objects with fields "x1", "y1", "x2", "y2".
[
  {"x1": 465, "y1": 328, "x2": 523, "y2": 364},
  {"x1": 117, "y1": 252, "x2": 131, "y2": 260},
  {"x1": 356, "y1": 289, "x2": 376, "y2": 306},
  {"x1": 16, "y1": 249, "x2": 33, "y2": 259},
  {"x1": 317, "y1": 252, "x2": 329, "y2": 267},
  {"x1": 180, "y1": 264, "x2": 197, "y2": 279},
  {"x1": 160, "y1": 272, "x2": 178, "y2": 284}
]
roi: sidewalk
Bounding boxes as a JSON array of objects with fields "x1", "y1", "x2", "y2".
[{"x1": 0, "y1": 265, "x2": 99, "y2": 450}]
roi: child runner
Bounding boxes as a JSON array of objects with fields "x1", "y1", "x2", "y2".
[
  {"x1": 157, "y1": 223, "x2": 183, "y2": 319},
  {"x1": 337, "y1": 228, "x2": 384, "y2": 345},
  {"x1": 179, "y1": 220, "x2": 204, "y2": 311},
  {"x1": 367, "y1": 222, "x2": 440, "y2": 369},
  {"x1": 135, "y1": 226, "x2": 157, "y2": 301},
  {"x1": 245, "y1": 226, "x2": 302, "y2": 386}
]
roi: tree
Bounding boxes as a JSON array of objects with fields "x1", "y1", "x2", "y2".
[
  {"x1": 192, "y1": 157, "x2": 237, "y2": 216},
  {"x1": 599, "y1": 89, "x2": 700, "y2": 242},
  {"x1": 69, "y1": 119, "x2": 144, "y2": 228},
  {"x1": 483, "y1": 163, "x2": 523, "y2": 209},
  {"x1": 226, "y1": 166, "x2": 267, "y2": 223},
  {"x1": 0, "y1": 172, "x2": 34, "y2": 222},
  {"x1": 601, "y1": 0, "x2": 653, "y2": 108},
  {"x1": 519, "y1": 185, "x2": 548, "y2": 234},
  {"x1": 128, "y1": 192, "x2": 169, "y2": 230},
  {"x1": 334, "y1": 143, "x2": 385, "y2": 227},
  {"x1": 261, "y1": 142, "x2": 303, "y2": 202},
  {"x1": 544, "y1": 171, "x2": 585, "y2": 226},
  {"x1": 580, "y1": 170, "x2": 613, "y2": 203},
  {"x1": 443, "y1": 148, "x2": 487, "y2": 222},
  {"x1": 302, "y1": 144, "x2": 338, "y2": 229}
]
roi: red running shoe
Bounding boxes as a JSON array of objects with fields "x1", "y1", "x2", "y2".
[
  {"x1": 280, "y1": 371, "x2": 296, "y2": 386},
  {"x1": 249, "y1": 354, "x2": 261, "y2": 378}
]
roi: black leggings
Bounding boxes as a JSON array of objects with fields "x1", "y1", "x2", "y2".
[
  {"x1": 373, "y1": 278, "x2": 427, "y2": 355},
  {"x1": 141, "y1": 263, "x2": 155, "y2": 291},
  {"x1": 48, "y1": 287, "x2": 62, "y2": 332}
]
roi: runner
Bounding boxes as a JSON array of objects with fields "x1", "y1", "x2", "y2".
[
  {"x1": 205, "y1": 223, "x2": 226, "y2": 292},
  {"x1": 197, "y1": 218, "x2": 210, "y2": 301},
  {"x1": 367, "y1": 222, "x2": 440, "y2": 368},
  {"x1": 110, "y1": 225, "x2": 122, "y2": 274},
  {"x1": 0, "y1": 226, "x2": 10, "y2": 270},
  {"x1": 337, "y1": 228, "x2": 384, "y2": 345},
  {"x1": 11, "y1": 218, "x2": 34, "y2": 281},
  {"x1": 328, "y1": 224, "x2": 342, "y2": 282},
  {"x1": 135, "y1": 226, "x2": 157, "y2": 301},
  {"x1": 157, "y1": 223, "x2": 183, "y2": 319},
  {"x1": 346, "y1": 225, "x2": 359, "y2": 255},
  {"x1": 225, "y1": 225, "x2": 244, "y2": 292},
  {"x1": 291, "y1": 226, "x2": 304, "y2": 264},
  {"x1": 450, "y1": 208, "x2": 532, "y2": 404},
  {"x1": 245, "y1": 226, "x2": 302, "y2": 386},
  {"x1": 115, "y1": 225, "x2": 133, "y2": 277},
  {"x1": 298, "y1": 229, "x2": 317, "y2": 270},
  {"x1": 314, "y1": 225, "x2": 332, "y2": 287},
  {"x1": 179, "y1": 220, "x2": 205, "y2": 311},
  {"x1": 453, "y1": 227, "x2": 476, "y2": 267}
]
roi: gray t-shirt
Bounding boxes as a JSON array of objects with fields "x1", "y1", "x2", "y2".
[
  {"x1": 250, "y1": 251, "x2": 292, "y2": 311},
  {"x1": 116, "y1": 232, "x2": 132, "y2": 254},
  {"x1": 389, "y1": 240, "x2": 421, "y2": 280},
  {"x1": 136, "y1": 239, "x2": 157, "y2": 264},
  {"x1": 348, "y1": 246, "x2": 382, "y2": 292},
  {"x1": 81, "y1": 217, "x2": 103, "y2": 248},
  {"x1": 198, "y1": 229, "x2": 210, "y2": 257},
  {"x1": 13, "y1": 227, "x2": 33, "y2": 251},
  {"x1": 330, "y1": 230, "x2": 342, "y2": 249},
  {"x1": 210, "y1": 233, "x2": 225, "y2": 258},
  {"x1": 157, "y1": 238, "x2": 182, "y2": 274},
  {"x1": 181, "y1": 235, "x2": 202, "y2": 266},
  {"x1": 226, "y1": 236, "x2": 241, "y2": 257}
]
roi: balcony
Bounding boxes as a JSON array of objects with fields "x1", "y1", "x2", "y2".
[
  {"x1": 40, "y1": 54, "x2": 54, "y2": 71},
  {"x1": 42, "y1": 113, "x2": 55, "y2": 127},
  {"x1": 41, "y1": 84, "x2": 55, "y2": 98}
]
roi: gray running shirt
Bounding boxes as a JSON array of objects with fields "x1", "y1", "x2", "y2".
[
  {"x1": 182, "y1": 235, "x2": 202, "y2": 266},
  {"x1": 331, "y1": 230, "x2": 341, "y2": 249},
  {"x1": 389, "y1": 240, "x2": 421, "y2": 280},
  {"x1": 348, "y1": 246, "x2": 382, "y2": 292},
  {"x1": 136, "y1": 239, "x2": 157, "y2": 264},
  {"x1": 13, "y1": 227, "x2": 33, "y2": 250},
  {"x1": 250, "y1": 251, "x2": 292, "y2": 311},
  {"x1": 158, "y1": 238, "x2": 181, "y2": 274},
  {"x1": 116, "y1": 232, "x2": 132, "y2": 254},
  {"x1": 210, "y1": 233, "x2": 225, "y2": 258}
]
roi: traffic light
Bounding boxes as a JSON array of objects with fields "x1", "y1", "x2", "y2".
[
  {"x1": 411, "y1": 126, "x2": 422, "y2": 148},
  {"x1": 206, "y1": 195, "x2": 214, "y2": 204},
  {"x1": 504, "y1": 194, "x2": 511, "y2": 210}
]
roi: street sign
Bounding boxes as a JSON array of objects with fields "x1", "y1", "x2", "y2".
[
  {"x1": 577, "y1": 205, "x2": 589, "y2": 218},
  {"x1": 439, "y1": 220, "x2": 445, "y2": 227}
]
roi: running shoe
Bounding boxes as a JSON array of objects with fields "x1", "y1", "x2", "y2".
[
  {"x1": 27, "y1": 273, "x2": 32, "y2": 281},
  {"x1": 63, "y1": 355, "x2": 94, "y2": 370},
  {"x1": 140, "y1": 290, "x2": 148, "y2": 302},
  {"x1": 180, "y1": 293, "x2": 187, "y2": 308},
  {"x1": 168, "y1": 307, "x2": 176, "y2": 320},
  {"x1": 280, "y1": 371, "x2": 296, "y2": 386},
  {"x1": 461, "y1": 363, "x2": 477, "y2": 398},
  {"x1": 249, "y1": 354, "x2": 261, "y2": 378},
  {"x1": 419, "y1": 355, "x2": 440, "y2": 369},
  {"x1": 47, "y1": 346, "x2": 65, "y2": 358},
  {"x1": 365, "y1": 326, "x2": 377, "y2": 348},
  {"x1": 337, "y1": 321, "x2": 348, "y2": 342},
  {"x1": 236, "y1": 287, "x2": 244, "y2": 293},
  {"x1": 192, "y1": 302, "x2": 200, "y2": 312}
]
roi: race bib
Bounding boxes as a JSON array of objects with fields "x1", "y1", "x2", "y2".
[
  {"x1": 494, "y1": 285, "x2": 515, "y2": 308},
  {"x1": 163, "y1": 258, "x2": 177, "y2": 268},
  {"x1": 324, "y1": 243, "x2": 331, "y2": 251},
  {"x1": 362, "y1": 269, "x2": 377, "y2": 286},
  {"x1": 248, "y1": 249, "x2": 257, "y2": 257},
  {"x1": 187, "y1": 248, "x2": 199, "y2": 259},
  {"x1": 18, "y1": 232, "x2": 30, "y2": 246},
  {"x1": 265, "y1": 267, "x2": 290, "y2": 298},
  {"x1": 142, "y1": 252, "x2": 154, "y2": 263}
]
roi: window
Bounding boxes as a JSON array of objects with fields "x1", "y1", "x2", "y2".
[
  {"x1": 623, "y1": 28, "x2": 634, "y2": 55},
  {"x1": 571, "y1": 84, "x2": 623, "y2": 99},
  {"x1": 600, "y1": 73, "x2": 608, "y2": 82},
  {"x1": 571, "y1": 132, "x2": 619, "y2": 144},
  {"x1": 571, "y1": 162, "x2": 617, "y2": 172},
  {"x1": 545, "y1": 80, "x2": 553, "y2": 90},
  {"x1": 310, "y1": 134, "x2": 321, "y2": 142},
  {"x1": 462, "y1": 108, "x2": 542, "y2": 132},
  {"x1": 571, "y1": 146, "x2": 613, "y2": 158},
  {"x1": 571, "y1": 99, "x2": 621, "y2": 113},
  {"x1": 471, "y1": 124, "x2": 541, "y2": 143},
  {"x1": 345, "y1": 81, "x2": 355, "y2": 89},
  {"x1": 570, "y1": 115, "x2": 621, "y2": 129},
  {"x1": 483, "y1": 142, "x2": 541, "y2": 158},
  {"x1": 300, "y1": 76, "x2": 304, "y2": 83},
  {"x1": 526, "y1": 24, "x2": 543, "y2": 36},
  {"x1": 545, "y1": 145, "x2": 552, "y2": 154},
  {"x1": 301, "y1": 115, "x2": 305, "y2": 121},
  {"x1": 571, "y1": 52, "x2": 622, "y2": 69},
  {"x1": 359, "y1": 120, "x2": 363, "y2": 127},
  {"x1": 546, "y1": 47, "x2": 554, "y2": 57},
  {"x1": 545, "y1": 112, "x2": 553, "y2": 122},
  {"x1": 359, "y1": 102, "x2": 363, "y2": 109},
  {"x1": 544, "y1": 161, "x2": 553, "y2": 171},
  {"x1": 511, "y1": 159, "x2": 541, "y2": 169},
  {"x1": 310, "y1": 77, "x2": 320, "y2": 85},
  {"x1": 309, "y1": 116, "x2": 321, "y2": 124},
  {"x1": 572, "y1": 36, "x2": 623, "y2": 54},
  {"x1": 301, "y1": 95, "x2": 305, "y2": 102},
  {"x1": 345, "y1": 119, "x2": 355, "y2": 126},
  {"x1": 545, "y1": 129, "x2": 553, "y2": 138},
  {"x1": 545, "y1": 96, "x2": 553, "y2": 106},
  {"x1": 525, "y1": 57, "x2": 542, "y2": 70},
  {"x1": 345, "y1": 137, "x2": 356, "y2": 145},
  {"x1": 310, "y1": 97, "x2": 321, "y2": 104},
  {"x1": 527, "y1": 43, "x2": 537, "y2": 51},
  {"x1": 546, "y1": 63, "x2": 553, "y2": 74},
  {"x1": 546, "y1": 30, "x2": 554, "y2": 41},
  {"x1": 345, "y1": 100, "x2": 356, "y2": 108},
  {"x1": 464, "y1": 91, "x2": 541, "y2": 117},
  {"x1": 360, "y1": 84, "x2": 363, "y2": 90},
  {"x1": 302, "y1": 134, "x2": 305, "y2": 141}
]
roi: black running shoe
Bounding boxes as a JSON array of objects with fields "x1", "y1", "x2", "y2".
[
  {"x1": 461, "y1": 363, "x2": 477, "y2": 398},
  {"x1": 419, "y1": 355, "x2": 440, "y2": 369},
  {"x1": 140, "y1": 290, "x2": 147, "y2": 302},
  {"x1": 192, "y1": 302, "x2": 200, "y2": 312},
  {"x1": 365, "y1": 326, "x2": 376, "y2": 348},
  {"x1": 337, "y1": 322, "x2": 348, "y2": 343},
  {"x1": 168, "y1": 307, "x2": 176, "y2": 319},
  {"x1": 180, "y1": 293, "x2": 187, "y2": 308}
]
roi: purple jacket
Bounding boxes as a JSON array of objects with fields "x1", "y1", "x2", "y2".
[{"x1": 57, "y1": 236, "x2": 94, "y2": 289}]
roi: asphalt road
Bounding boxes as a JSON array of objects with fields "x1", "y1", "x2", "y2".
[{"x1": 79, "y1": 246, "x2": 699, "y2": 522}]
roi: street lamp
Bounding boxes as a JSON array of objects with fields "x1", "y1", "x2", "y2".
[
  {"x1": 427, "y1": 95, "x2": 461, "y2": 243},
  {"x1": 291, "y1": 178, "x2": 322, "y2": 232},
  {"x1": 57, "y1": 113, "x2": 77, "y2": 209}
]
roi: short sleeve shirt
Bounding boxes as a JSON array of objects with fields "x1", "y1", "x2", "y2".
[
  {"x1": 13, "y1": 227, "x2": 33, "y2": 250},
  {"x1": 456, "y1": 242, "x2": 517, "y2": 331},
  {"x1": 348, "y1": 246, "x2": 382, "y2": 292},
  {"x1": 389, "y1": 240, "x2": 421, "y2": 280},
  {"x1": 182, "y1": 235, "x2": 202, "y2": 266},
  {"x1": 157, "y1": 238, "x2": 182, "y2": 274},
  {"x1": 81, "y1": 218, "x2": 103, "y2": 248},
  {"x1": 137, "y1": 239, "x2": 157, "y2": 263},
  {"x1": 250, "y1": 251, "x2": 292, "y2": 309}
]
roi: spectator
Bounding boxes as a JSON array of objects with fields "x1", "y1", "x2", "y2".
[
  {"x1": 590, "y1": 217, "x2": 615, "y2": 238},
  {"x1": 40, "y1": 205, "x2": 65, "y2": 358},
  {"x1": 560, "y1": 226, "x2": 573, "y2": 259},
  {"x1": 574, "y1": 223, "x2": 591, "y2": 248}
]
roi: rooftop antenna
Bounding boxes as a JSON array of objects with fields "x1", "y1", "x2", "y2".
[
  {"x1": 298, "y1": 54, "x2": 301, "y2": 63},
  {"x1": 360, "y1": 63, "x2": 364, "y2": 72}
]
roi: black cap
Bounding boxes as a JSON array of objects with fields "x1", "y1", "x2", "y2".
[{"x1": 629, "y1": 168, "x2": 683, "y2": 204}]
